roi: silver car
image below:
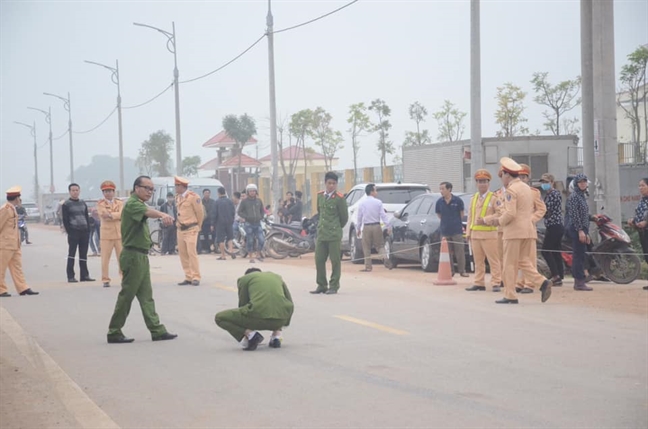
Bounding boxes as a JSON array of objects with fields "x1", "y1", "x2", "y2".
[{"x1": 341, "y1": 183, "x2": 430, "y2": 264}]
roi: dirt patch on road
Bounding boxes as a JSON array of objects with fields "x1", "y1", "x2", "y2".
[{"x1": 269, "y1": 253, "x2": 648, "y2": 316}]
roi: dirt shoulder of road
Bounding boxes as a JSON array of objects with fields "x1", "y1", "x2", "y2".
[
  {"x1": 270, "y1": 253, "x2": 648, "y2": 316},
  {"x1": 0, "y1": 330, "x2": 80, "y2": 429}
]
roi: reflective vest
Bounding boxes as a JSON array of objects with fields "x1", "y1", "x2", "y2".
[{"x1": 470, "y1": 192, "x2": 497, "y2": 231}]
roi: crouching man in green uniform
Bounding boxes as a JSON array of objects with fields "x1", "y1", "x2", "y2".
[
  {"x1": 215, "y1": 268, "x2": 294, "y2": 351},
  {"x1": 107, "y1": 176, "x2": 178, "y2": 344},
  {"x1": 311, "y1": 171, "x2": 348, "y2": 295}
]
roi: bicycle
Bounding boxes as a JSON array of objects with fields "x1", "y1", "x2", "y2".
[{"x1": 149, "y1": 220, "x2": 163, "y2": 254}]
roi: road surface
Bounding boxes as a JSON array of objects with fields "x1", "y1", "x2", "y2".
[{"x1": 1, "y1": 224, "x2": 647, "y2": 428}]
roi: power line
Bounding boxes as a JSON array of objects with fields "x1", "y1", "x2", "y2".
[
  {"x1": 53, "y1": 129, "x2": 69, "y2": 140},
  {"x1": 180, "y1": 34, "x2": 266, "y2": 84},
  {"x1": 273, "y1": 0, "x2": 359, "y2": 34},
  {"x1": 122, "y1": 82, "x2": 174, "y2": 109},
  {"x1": 74, "y1": 106, "x2": 117, "y2": 134}
]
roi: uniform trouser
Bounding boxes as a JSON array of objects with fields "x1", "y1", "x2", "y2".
[
  {"x1": 361, "y1": 224, "x2": 385, "y2": 269},
  {"x1": 444, "y1": 233, "x2": 466, "y2": 274},
  {"x1": 67, "y1": 230, "x2": 89, "y2": 280},
  {"x1": 177, "y1": 228, "x2": 200, "y2": 281},
  {"x1": 315, "y1": 239, "x2": 342, "y2": 291},
  {"x1": 541, "y1": 224, "x2": 565, "y2": 279},
  {"x1": 503, "y1": 238, "x2": 547, "y2": 300},
  {"x1": 471, "y1": 237, "x2": 501, "y2": 287},
  {"x1": 0, "y1": 248, "x2": 29, "y2": 294},
  {"x1": 215, "y1": 309, "x2": 287, "y2": 342},
  {"x1": 518, "y1": 240, "x2": 538, "y2": 287},
  {"x1": 100, "y1": 238, "x2": 122, "y2": 283},
  {"x1": 107, "y1": 249, "x2": 167, "y2": 339},
  {"x1": 161, "y1": 226, "x2": 177, "y2": 254}
]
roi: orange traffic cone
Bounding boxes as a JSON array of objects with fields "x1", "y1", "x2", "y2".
[{"x1": 433, "y1": 238, "x2": 457, "y2": 286}]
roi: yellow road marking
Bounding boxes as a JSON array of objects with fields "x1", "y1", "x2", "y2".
[
  {"x1": 213, "y1": 283, "x2": 237, "y2": 292},
  {"x1": 0, "y1": 307, "x2": 120, "y2": 429},
  {"x1": 334, "y1": 315, "x2": 410, "y2": 336}
]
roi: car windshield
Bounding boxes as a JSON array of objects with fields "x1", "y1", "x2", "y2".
[
  {"x1": 162, "y1": 185, "x2": 222, "y2": 197},
  {"x1": 22, "y1": 203, "x2": 37, "y2": 208},
  {"x1": 376, "y1": 187, "x2": 428, "y2": 205}
]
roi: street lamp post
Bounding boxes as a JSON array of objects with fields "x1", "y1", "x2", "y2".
[
  {"x1": 14, "y1": 121, "x2": 40, "y2": 215},
  {"x1": 85, "y1": 59, "x2": 124, "y2": 196},
  {"x1": 266, "y1": 0, "x2": 281, "y2": 211},
  {"x1": 28, "y1": 107, "x2": 54, "y2": 193},
  {"x1": 134, "y1": 21, "x2": 182, "y2": 175},
  {"x1": 44, "y1": 92, "x2": 74, "y2": 182}
]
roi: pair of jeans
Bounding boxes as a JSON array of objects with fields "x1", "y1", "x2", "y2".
[
  {"x1": 89, "y1": 225, "x2": 101, "y2": 254},
  {"x1": 570, "y1": 231, "x2": 587, "y2": 281},
  {"x1": 541, "y1": 224, "x2": 565, "y2": 279},
  {"x1": 244, "y1": 222, "x2": 265, "y2": 253},
  {"x1": 67, "y1": 229, "x2": 90, "y2": 280}
]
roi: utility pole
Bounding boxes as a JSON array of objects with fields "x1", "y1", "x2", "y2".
[
  {"x1": 267, "y1": 0, "x2": 280, "y2": 210},
  {"x1": 134, "y1": 21, "x2": 182, "y2": 175},
  {"x1": 469, "y1": 0, "x2": 482, "y2": 193},
  {"x1": 28, "y1": 106, "x2": 54, "y2": 193},
  {"x1": 85, "y1": 59, "x2": 125, "y2": 196},
  {"x1": 580, "y1": 0, "x2": 596, "y2": 214},
  {"x1": 44, "y1": 92, "x2": 74, "y2": 182},
  {"x1": 14, "y1": 121, "x2": 40, "y2": 215},
  {"x1": 592, "y1": 0, "x2": 621, "y2": 223}
]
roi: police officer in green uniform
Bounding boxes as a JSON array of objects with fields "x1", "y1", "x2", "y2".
[
  {"x1": 215, "y1": 268, "x2": 294, "y2": 350},
  {"x1": 311, "y1": 172, "x2": 349, "y2": 295},
  {"x1": 106, "y1": 176, "x2": 178, "y2": 344}
]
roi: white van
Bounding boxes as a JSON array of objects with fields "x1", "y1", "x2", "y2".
[{"x1": 150, "y1": 177, "x2": 225, "y2": 208}]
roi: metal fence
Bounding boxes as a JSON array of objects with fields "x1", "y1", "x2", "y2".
[{"x1": 619, "y1": 142, "x2": 647, "y2": 165}]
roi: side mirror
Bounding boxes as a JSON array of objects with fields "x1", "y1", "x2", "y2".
[
  {"x1": 393, "y1": 211, "x2": 401, "y2": 219},
  {"x1": 157, "y1": 198, "x2": 165, "y2": 206}
]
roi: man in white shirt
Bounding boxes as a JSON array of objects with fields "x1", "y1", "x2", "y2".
[{"x1": 356, "y1": 184, "x2": 392, "y2": 271}]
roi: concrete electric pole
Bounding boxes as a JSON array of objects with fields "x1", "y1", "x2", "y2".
[
  {"x1": 267, "y1": 0, "x2": 281, "y2": 210},
  {"x1": 469, "y1": 0, "x2": 482, "y2": 193}
]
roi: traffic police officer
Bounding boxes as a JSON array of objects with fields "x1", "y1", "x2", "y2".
[
  {"x1": 97, "y1": 180, "x2": 124, "y2": 288},
  {"x1": 516, "y1": 164, "x2": 546, "y2": 294},
  {"x1": 311, "y1": 172, "x2": 348, "y2": 295},
  {"x1": 480, "y1": 158, "x2": 551, "y2": 304},
  {"x1": 465, "y1": 169, "x2": 502, "y2": 292},
  {"x1": 175, "y1": 176, "x2": 205, "y2": 286},
  {"x1": 0, "y1": 186, "x2": 38, "y2": 297}
]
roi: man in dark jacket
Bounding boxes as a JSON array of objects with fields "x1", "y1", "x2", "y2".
[
  {"x1": 285, "y1": 190, "x2": 303, "y2": 223},
  {"x1": 61, "y1": 183, "x2": 95, "y2": 282},
  {"x1": 199, "y1": 189, "x2": 217, "y2": 254},
  {"x1": 213, "y1": 187, "x2": 236, "y2": 259},
  {"x1": 159, "y1": 192, "x2": 177, "y2": 255},
  {"x1": 215, "y1": 268, "x2": 294, "y2": 350},
  {"x1": 237, "y1": 184, "x2": 265, "y2": 263}
]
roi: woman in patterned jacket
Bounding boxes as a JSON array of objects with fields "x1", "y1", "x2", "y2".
[
  {"x1": 565, "y1": 173, "x2": 593, "y2": 291},
  {"x1": 628, "y1": 177, "x2": 648, "y2": 290},
  {"x1": 540, "y1": 173, "x2": 564, "y2": 285}
]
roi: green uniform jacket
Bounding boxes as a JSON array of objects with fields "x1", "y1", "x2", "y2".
[
  {"x1": 121, "y1": 194, "x2": 151, "y2": 252},
  {"x1": 316, "y1": 191, "x2": 348, "y2": 242},
  {"x1": 237, "y1": 272, "x2": 294, "y2": 325}
]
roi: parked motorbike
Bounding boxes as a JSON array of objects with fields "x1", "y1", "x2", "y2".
[
  {"x1": 265, "y1": 215, "x2": 318, "y2": 259},
  {"x1": 537, "y1": 214, "x2": 641, "y2": 284},
  {"x1": 18, "y1": 213, "x2": 27, "y2": 244}
]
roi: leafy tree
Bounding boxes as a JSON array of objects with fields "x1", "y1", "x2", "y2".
[
  {"x1": 181, "y1": 155, "x2": 201, "y2": 177},
  {"x1": 404, "y1": 101, "x2": 432, "y2": 146},
  {"x1": 289, "y1": 109, "x2": 315, "y2": 178},
  {"x1": 347, "y1": 103, "x2": 372, "y2": 185},
  {"x1": 432, "y1": 100, "x2": 466, "y2": 142},
  {"x1": 531, "y1": 72, "x2": 581, "y2": 135},
  {"x1": 369, "y1": 99, "x2": 394, "y2": 170},
  {"x1": 222, "y1": 114, "x2": 257, "y2": 190},
  {"x1": 137, "y1": 130, "x2": 173, "y2": 176},
  {"x1": 561, "y1": 117, "x2": 581, "y2": 136},
  {"x1": 494, "y1": 83, "x2": 529, "y2": 137},
  {"x1": 618, "y1": 45, "x2": 648, "y2": 155},
  {"x1": 309, "y1": 107, "x2": 343, "y2": 171}
]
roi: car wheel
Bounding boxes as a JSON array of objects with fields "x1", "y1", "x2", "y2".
[
  {"x1": 384, "y1": 237, "x2": 398, "y2": 269},
  {"x1": 420, "y1": 237, "x2": 436, "y2": 272},
  {"x1": 350, "y1": 231, "x2": 364, "y2": 265}
]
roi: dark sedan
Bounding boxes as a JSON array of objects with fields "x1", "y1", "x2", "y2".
[{"x1": 384, "y1": 192, "x2": 473, "y2": 273}]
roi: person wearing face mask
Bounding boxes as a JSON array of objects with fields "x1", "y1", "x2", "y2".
[{"x1": 539, "y1": 174, "x2": 564, "y2": 286}]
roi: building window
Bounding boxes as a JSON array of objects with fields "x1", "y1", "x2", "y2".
[{"x1": 510, "y1": 154, "x2": 548, "y2": 181}]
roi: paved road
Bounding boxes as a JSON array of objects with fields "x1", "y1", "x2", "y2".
[{"x1": 1, "y1": 225, "x2": 647, "y2": 428}]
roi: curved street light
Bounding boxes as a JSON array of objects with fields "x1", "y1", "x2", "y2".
[
  {"x1": 133, "y1": 21, "x2": 182, "y2": 175},
  {"x1": 14, "y1": 121, "x2": 40, "y2": 210},
  {"x1": 85, "y1": 59, "x2": 125, "y2": 196},
  {"x1": 27, "y1": 106, "x2": 55, "y2": 193},
  {"x1": 44, "y1": 92, "x2": 74, "y2": 182}
]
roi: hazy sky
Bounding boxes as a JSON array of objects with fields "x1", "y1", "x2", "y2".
[{"x1": 1, "y1": 0, "x2": 646, "y2": 197}]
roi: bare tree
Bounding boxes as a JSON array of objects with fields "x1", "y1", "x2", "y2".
[
  {"x1": 618, "y1": 45, "x2": 648, "y2": 159},
  {"x1": 369, "y1": 99, "x2": 394, "y2": 171},
  {"x1": 347, "y1": 103, "x2": 372, "y2": 184}
]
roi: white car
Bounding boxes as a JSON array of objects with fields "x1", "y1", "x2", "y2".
[{"x1": 341, "y1": 183, "x2": 430, "y2": 264}]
